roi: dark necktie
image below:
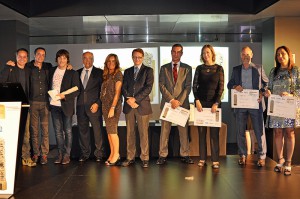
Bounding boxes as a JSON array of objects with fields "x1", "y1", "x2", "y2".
[
  {"x1": 134, "y1": 67, "x2": 139, "y2": 80},
  {"x1": 82, "y1": 70, "x2": 89, "y2": 89},
  {"x1": 173, "y1": 63, "x2": 178, "y2": 83}
]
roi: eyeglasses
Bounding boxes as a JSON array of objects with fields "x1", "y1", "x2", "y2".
[{"x1": 132, "y1": 56, "x2": 143, "y2": 60}]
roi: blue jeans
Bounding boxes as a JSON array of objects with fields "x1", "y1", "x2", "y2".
[
  {"x1": 236, "y1": 108, "x2": 264, "y2": 158},
  {"x1": 51, "y1": 105, "x2": 72, "y2": 156}
]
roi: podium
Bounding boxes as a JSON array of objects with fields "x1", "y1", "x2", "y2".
[{"x1": 0, "y1": 83, "x2": 29, "y2": 198}]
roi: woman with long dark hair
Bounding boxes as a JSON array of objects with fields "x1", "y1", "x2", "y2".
[
  {"x1": 100, "y1": 54, "x2": 123, "y2": 166},
  {"x1": 266, "y1": 46, "x2": 300, "y2": 175}
]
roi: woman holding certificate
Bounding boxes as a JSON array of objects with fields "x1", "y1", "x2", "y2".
[
  {"x1": 266, "y1": 46, "x2": 300, "y2": 176},
  {"x1": 193, "y1": 44, "x2": 224, "y2": 169},
  {"x1": 100, "y1": 54, "x2": 123, "y2": 166}
]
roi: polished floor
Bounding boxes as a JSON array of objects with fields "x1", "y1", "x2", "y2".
[{"x1": 11, "y1": 154, "x2": 300, "y2": 199}]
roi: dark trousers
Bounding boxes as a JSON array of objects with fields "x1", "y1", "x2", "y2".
[
  {"x1": 197, "y1": 101, "x2": 220, "y2": 162},
  {"x1": 30, "y1": 101, "x2": 49, "y2": 156},
  {"x1": 50, "y1": 105, "x2": 72, "y2": 156},
  {"x1": 77, "y1": 111, "x2": 104, "y2": 158},
  {"x1": 198, "y1": 126, "x2": 220, "y2": 162}
]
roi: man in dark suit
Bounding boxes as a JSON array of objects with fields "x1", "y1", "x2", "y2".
[
  {"x1": 121, "y1": 48, "x2": 154, "y2": 168},
  {"x1": 227, "y1": 46, "x2": 266, "y2": 167},
  {"x1": 0, "y1": 48, "x2": 36, "y2": 167},
  {"x1": 157, "y1": 44, "x2": 194, "y2": 165},
  {"x1": 49, "y1": 49, "x2": 80, "y2": 165},
  {"x1": 76, "y1": 52, "x2": 104, "y2": 162}
]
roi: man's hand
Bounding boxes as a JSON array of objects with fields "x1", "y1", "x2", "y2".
[
  {"x1": 131, "y1": 102, "x2": 139, "y2": 109},
  {"x1": 90, "y1": 103, "x2": 99, "y2": 113},
  {"x1": 170, "y1": 99, "x2": 181, "y2": 109},
  {"x1": 234, "y1": 85, "x2": 243, "y2": 92},
  {"x1": 126, "y1": 97, "x2": 136, "y2": 107},
  {"x1": 66, "y1": 64, "x2": 73, "y2": 70},
  {"x1": 6, "y1": 60, "x2": 15, "y2": 66}
]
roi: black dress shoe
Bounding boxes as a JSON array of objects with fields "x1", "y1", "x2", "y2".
[
  {"x1": 96, "y1": 157, "x2": 104, "y2": 162},
  {"x1": 79, "y1": 156, "x2": 89, "y2": 162},
  {"x1": 156, "y1": 157, "x2": 166, "y2": 165},
  {"x1": 181, "y1": 156, "x2": 194, "y2": 164},
  {"x1": 142, "y1": 160, "x2": 149, "y2": 168},
  {"x1": 122, "y1": 159, "x2": 135, "y2": 167}
]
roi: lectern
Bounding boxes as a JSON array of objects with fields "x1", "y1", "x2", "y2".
[{"x1": 0, "y1": 83, "x2": 29, "y2": 198}]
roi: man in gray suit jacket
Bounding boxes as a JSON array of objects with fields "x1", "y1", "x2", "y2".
[
  {"x1": 157, "y1": 44, "x2": 194, "y2": 165},
  {"x1": 121, "y1": 48, "x2": 154, "y2": 168}
]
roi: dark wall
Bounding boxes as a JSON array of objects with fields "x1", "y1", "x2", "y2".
[{"x1": 0, "y1": 20, "x2": 29, "y2": 69}]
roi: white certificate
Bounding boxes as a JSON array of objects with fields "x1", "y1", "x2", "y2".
[
  {"x1": 194, "y1": 108, "x2": 222, "y2": 127},
  {"x1": 159, "y1": 102, "x2": 190, "y2": 127},
  {"x1": 231, "y1": 89, "x2": 259, "y2": 109},
  {"x1": 267, "y1": 94, "x2": 297, "y2": 119}
]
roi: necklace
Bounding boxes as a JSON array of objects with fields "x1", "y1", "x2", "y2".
[{"x1": 206, "y1": 68, "x2": 210, "y2": 72}]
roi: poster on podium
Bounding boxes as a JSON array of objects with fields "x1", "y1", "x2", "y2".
[{"x1": 0, "y1": 102, "x2": 21, "y2": 197}]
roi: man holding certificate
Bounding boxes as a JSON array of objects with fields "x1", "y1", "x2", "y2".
[
  {"x1": 157, "y1": 44, "x2": 193, "y2": 165},
  {"x1": 227, "y1": 46, "x2": 266, "y2": 167},
  {"x1": 49, "y1": 49, "x2": 80, "y2": 165}
]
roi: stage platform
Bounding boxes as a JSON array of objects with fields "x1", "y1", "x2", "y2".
[{"x1": 13, "y1": 155, "x2": 300, "y2": 199}]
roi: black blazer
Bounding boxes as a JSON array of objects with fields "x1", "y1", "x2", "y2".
[
  {"x1": 0, "y1": 64, "x2": 31, "y2": 98},
  {"x1": 76, "y1": 66, "x2": 103, "y2": 116},
  {"x1": 49, "y1": 66, "x2": 80, "y2": 116},
  {"x1": 122, "y1": 64, "x2": 154, "y2": 115}
]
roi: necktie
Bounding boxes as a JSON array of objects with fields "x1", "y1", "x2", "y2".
[
  {"x1": 83, "y1": 70, "x2": 89, "y2": 89},
  {"x1": 134, "y1": 67, "x2": 139, "y2": 80},
  {"x1": 173, "y1": 63, "x2": 178, "y2": 83}
]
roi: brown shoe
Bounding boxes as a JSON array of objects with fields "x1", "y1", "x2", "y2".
[
  {"x1": 257, "y1": 159, "x2": 265, "y2": 167},
  {"x1": 238, "y1": 156, "x2": 246, "y2": 165},
  {"x1": 61, "y1": 155, "x2": 70, "y2": 165},
  {"x1": 22, "y1": 158, "x2": 37, "y2": 167}
]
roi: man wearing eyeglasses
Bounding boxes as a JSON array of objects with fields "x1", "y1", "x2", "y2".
[
  {"x1": 157, "y1": 43, "x2": 194, "y2": 165},
  {"x1": 121, "y1": 48, "x2": 154, "y2": 168}
]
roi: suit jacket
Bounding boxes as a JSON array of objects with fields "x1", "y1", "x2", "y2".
[
  {"x1": 227, "y1": 64, "x2": 262, "y2": 110},
  {"x1": 49, "y1": 66, "x2": 80, "y2": 116},
  {"x1": 0, "y1": 64, "x2": 31, "y2": 98},
  {"x1": 159, "y1": 62, "x2": 192, "y2": 110},
  {"x1": 122, "y1": 64, "x2": 154, "y2": 115},
  {"x1": 76, "y1": 66, "x2": 103, "y2": 116}
]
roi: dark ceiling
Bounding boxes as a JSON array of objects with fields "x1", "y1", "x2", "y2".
[
  {"x1": 1, "y1": 0, "x2": 279, "y2": 17},
  {"x1": 1, "y1": 0, "x2": 299, "y2": 44}
]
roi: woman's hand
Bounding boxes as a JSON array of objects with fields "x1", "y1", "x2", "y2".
[
  {"x1": 280, "y1": 92, "x2": 292, "y2": 97},
  {"x1": 264, "y1": 89, "x2": 271, "y2": 97},
  {"x1": 211, "y1": 103, "x2": 218, "y2": 113},
  {"x1": 195, "y1": 100, "x2": 203, "y2": 112},
  {"x1": 108, "y1": 107, "x2": 115, "y2": 118}
]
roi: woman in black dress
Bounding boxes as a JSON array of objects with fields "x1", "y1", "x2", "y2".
[{"x1": 193, "y1": 44, "x2": 224, "y2": 169}]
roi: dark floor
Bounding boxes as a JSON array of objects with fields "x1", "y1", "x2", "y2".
[{"x1": 10, "y1": 153, "x2": 300, "y2": 199}]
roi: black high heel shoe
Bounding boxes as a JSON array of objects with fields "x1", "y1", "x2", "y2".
[{"x1": 107, "y1": 156, "x2": 121, "y2": 166}]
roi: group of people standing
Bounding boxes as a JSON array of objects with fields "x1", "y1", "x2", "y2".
[{"x1": 0, "y1": 44, "x2": 298, "y2": 175}]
